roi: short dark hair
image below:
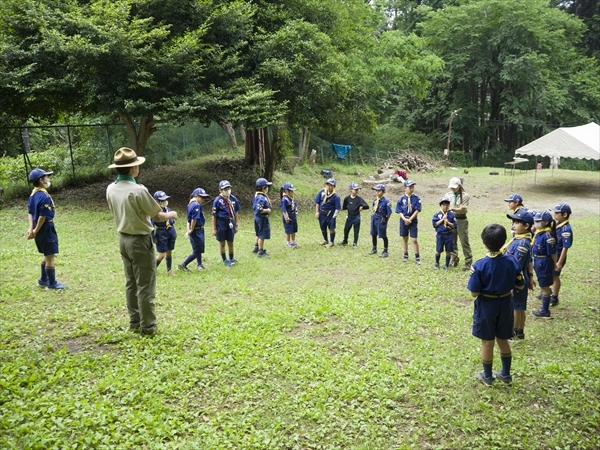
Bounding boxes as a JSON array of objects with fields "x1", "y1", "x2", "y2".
[
  {"x1": 115, "y1": 167, "x2": 131, "y2": 175},
  {"x1": 511, "y1": 219, "x2": 531, "y2": 231},
  {"x1": 481, "y1": 224, "x2": 507, "y2": 252}
]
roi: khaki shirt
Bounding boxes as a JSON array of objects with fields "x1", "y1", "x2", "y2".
[
  {"x1": 444, "y1": 190, "x2": 470, "y2": 214},
  {"x1": 106, "y1": 181, "x2": 161, "y2": 235}
]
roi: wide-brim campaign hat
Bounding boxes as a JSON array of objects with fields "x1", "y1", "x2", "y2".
[
  {"x1": 108, "y1": 147, "x2": 146, "y2": 169},
  {"x1": 448, "y1": 177, "x2": 462, "y2": 188}
]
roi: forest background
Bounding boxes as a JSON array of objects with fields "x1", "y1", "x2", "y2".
[{"x1": 1, "y1": 0, "x2": 599, "y2": 195}]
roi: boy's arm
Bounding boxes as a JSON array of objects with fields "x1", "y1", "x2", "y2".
[
  {"x1": 527, "y1": 261, "x2": 535, "y2": 290},
  {"x1": 30, "y1": 215, "x2": 46, "y2": 238},
  {"x1": 556, "y1": 247, "x2": 568, "y2": 270},
  {"x1": 212, "y1": 215, "x2": 217, "y2": 236},
  {"x1": 469, "y1": 291, "x2": 479, "y2": 298},
  {"x1": 27, "y1": 213, "x2": 35, "y2": 239}
]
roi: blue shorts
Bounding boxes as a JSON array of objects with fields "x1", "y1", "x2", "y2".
[
  {"x1": 254, "y1": 216, "x2": 271, "y2": 240},
  {"x1": 553, "y1": 254, "x2": 567, "y2": 276},
  {"x1": 215, "y1": 226, "x2": 235, "y2": 243},
  {"x1": 35, "y1": 223, "x2": 59, "y2": 256},
  {"x1": 190, "y1": 229, "x2": 205, "y2": 254},
  {"x1": 472, "y1": 296, "x2": 513, "y2": 341},
  {"x1": 534, "y1": 258, "x2": 554, "y2": 288},
  {"x1": 370, "y1": 215, "x2": 387, "y2": 239},
  {"x1": 436, "y1": 232, "x2": 454, "y2": 253},
  {"x1": 319, "y1": 212, "x2": 336, "y2": 230},
  {"x1": 399, "y1": 220, "x2": 418, "y2": 238},
  {"x1": 511, "y1": 287, "x2": 528, "y2": 311},
  {"x1": 155, "y1": 228, "x2": 176, "y2": 253},
  {"x1": 283, "y1": 217, "x2": 298, "y2": 235}
]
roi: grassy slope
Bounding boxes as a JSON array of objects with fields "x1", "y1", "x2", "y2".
[{"x1": 1, "y1": 157, "x2": 599, "y2": 449}]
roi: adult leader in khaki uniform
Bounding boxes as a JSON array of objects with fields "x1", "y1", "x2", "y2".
[
  {"x1": 106, "y1": 148, "x2": 178, "y2": 336},
  {"x1": 445, "y1": 177, "x2": 472, "y2": 271}
]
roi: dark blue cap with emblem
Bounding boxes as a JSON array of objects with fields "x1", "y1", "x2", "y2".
[
  {"x1": 153, "y1": 190, "x2": 170, "y2": 201},
  {"x1": 507, "y1": 208, "x2": 534, "y2": 225},
  {"x1": 28, "y1": 168, "x2": 53, "y2": 183},
  {"x1": 326, "y1": 178, "x2": 336, "y2": 186},
  {"x1": 219, "y1": 180, "x2": 232, "y2": 190},
  {"x1": 372, "y1": 184, "x2": 386, "y2": 191},
  {"x1": 283, "y1": 182, "x2": 296, "y2": 191},
  {"x1": 349, "y1": 182, "x2": 360, "y2": 190},
  {"x1": 551, "y1": 203, "x2": 572, "y2": 215},
  {"x1": 191, "y1": 188, "x2": 210, "y2": 198},
  {"x1": 403, "y1": 179, "x2": 416, "y2": 187},
  {"x1": 504, "y1": 193, "x2": 523, "y2": 203},
  {"x1": 533, "y1": 210, "x2": 553, "y2": 222},
  {"x1": 256, "y1": 178, "x2": 272, "y2": 187}
]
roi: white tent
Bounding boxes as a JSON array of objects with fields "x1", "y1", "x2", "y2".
[{"x1": 515, "y1": 122, "x2": 600, "y2": 160}]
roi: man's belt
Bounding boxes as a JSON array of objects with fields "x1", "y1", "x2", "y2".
[
  {"x1": 455, "y1": 214, "x2": 467, "y2": 220},
  {"x1": 482, "y1": 292, "x2": 511, "y2": 298}
]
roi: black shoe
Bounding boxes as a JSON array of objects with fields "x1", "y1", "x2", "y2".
[
  {"x1": 178, "y1": 264, "x2": 191, "y2": 273},
  {"x1": 531, "y1": 309, "x2": 551, "y2": 318},
  {"x1": 476, "y1": 371, "x2": 494, "y2": 387},
  {"x1": 492, "y1": 370, "x2": 512, "y2": 384},
  {"x1": 369, "y1": 247, "x2": 377, "y2": 255},
  {"x1": 341, "y1": 240, "x2": 348, "y2": 246},
  {"x1": 550, "y1": 295, "x2": 559, "y2": 306},
  {"x1": 252, "y1": 245, "x2": 259, "y2": 254}
]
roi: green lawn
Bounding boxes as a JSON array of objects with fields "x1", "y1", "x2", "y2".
[{"x1": 1, "y1": 164, "x2": 599, "y2": 449}]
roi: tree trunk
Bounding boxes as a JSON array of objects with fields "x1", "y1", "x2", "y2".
[
  {"x1": 118, "y1": 112, "x2": 157, "y2": 156},
  {"x1": 238, "y1": 123, "x2": 246, "y2": 145},
  {"x1": 245, "y1": 127, "x2": 278, "y2": 181},
  {"x1": 218, "y1": 120, "x2": 237, "y2": 150},
  {"x1": 297, "y1": 126, "x2": 311, "y2": 164}
]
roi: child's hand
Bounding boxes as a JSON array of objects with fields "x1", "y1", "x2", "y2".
[
  {"x1": 555, "y1": 262, "x2": 563, "y2": 271},
  {"x1": 315, "y1": 212, "x2": 319, "y2": 219}
]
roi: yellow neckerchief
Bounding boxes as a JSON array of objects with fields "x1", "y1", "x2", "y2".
[
  {"x1": 556, "y1": 219, "x2": 569, "y2": 230},
  {"x1": 406, "y1": 194, "x2": 412, "y2": 214},
  {"x1": 321, "y1": 188, "x2": 336, "y2": 205},
  {"x1": 513, "y1": 205, "x2": 524, "y2": 213},
  {"x1": 534, "y1": 226, "x2": 551, "y2": 238},
  {"x1": 255, "y1": 191, "x2": 272, "y2": 208},
  {"x1": 501, "y1": 233, "x2": 532, "y2": 254},
  {"x1": 373, "y1": 195, "x2": 381, "y2": 213},
  {"x1": 486, "y1": 251, "x2": 502, "y2": 258},
  {"x1": 283, "y1": 193, "x2": 297, "y2": 213},
  {"x1": 31, "y1": 187, "x2": 55, "y2": 208}
]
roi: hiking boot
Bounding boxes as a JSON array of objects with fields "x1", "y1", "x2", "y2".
[
  {"x1": 531, "y1": 309, "x2": 551, "y2": 318},
  {"x1": 380, "y1": 250, "x2": 389, "y2": 258},
  {"x1": 463, "y1": 263, "x2": 472, "y2": 272},
  {"x1": 492, "y1": 370, "x2": 512, "y2": 384},
  {"x1": 47, "y1": 282, "x2": 67, "y2": 290},
  {"x1": 369, "y1": 247, "x2": 378, "y2": 255},
  {"x1": 476, "y1": 371, "x2": 494, "y2": 387},
  {"x1": 178, "y1": 264, "x2": 191, "y2": 273},
  {"x1": 415, "y1": 257, "x2": 422, "y2": 265},
  {"x1": 252, "y1": 244, "x2": 259, "y2": 254},
  {"x1": 402, "y1": 254, "x2": 409, "y2": 262},
  {"x1": 550, "y1": 295, "x2": 559, "y2": 306}
]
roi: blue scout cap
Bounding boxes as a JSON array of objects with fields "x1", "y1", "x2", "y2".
[
  {"x1": 552, "y1": 203, "x2": 572, "y2": 215},
  {"x1": 191, "y1": 188, "x2": 210, "y2": 198},
  {"x1": 349, "y1": 182, "x2": 360, "y2": 190},
  {"x1": 507, "y1": 208, "x2": 534, "y2": 225},
  {"x1": 219, "y1": 180, "x2": 232, "y2": 190},
  {"x1": 326, "y1": 178, "x2": 336, "y2": 186},
  {"x1": 533, "y1": 210, "x2": 553, "y2": 222},
  {"x1": 282, "y1": 182, "x2": 296, "y2": 191},
  {"x1": 153, "y1": 190, "x2": 170, "y2": 201},
  {"x1": 403, "y1": 179, "x2": 416, "y2": 187},
  {"x1": 504, "y1": 193, "x2": 523, "y2": 203},
  {"x1": 439, "y1": 196, "x2": 451, "y2": 205},
  {"x1": 256, "y1": 178, "x2": 272, "y2": 187},
  {"x1": 28, "y1": 168, "x2": 53, "y2": 182},
  {"x1": 372, "y1": 184, "x2": 386, "y2": 191}
]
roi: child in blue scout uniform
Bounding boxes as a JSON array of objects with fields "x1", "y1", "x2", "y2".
[
  {"x1": 253, "y1": 178, "x2": 273, "y2": 258},
  {"x1": 212, "y1": 180, "x2": 241, "y2": 267},
  {"x1": 468, "y1": 224, "x2": 524, "y2": 386},
  {"x1": 432, "y1": 197, "x2": 458, "y2": 270},
  {"x1": 396, "y1": 179, "x2": 422, "y2": 264},
  {"x1": 503, "y1": 208, "x2": 535, "y2": 340},
  {"x1": 281, "y1": 182, "x2": 299, "y2": 248},
  {"x1": 314, "y1": 178, "x2": 341, "y2": 247},
  {"x1": 341, "y1": 183, "x2": 369, "y2": 248},
  {"x1": 551, "y1": 203, "x2": 573, "y2": 307},
  {"x1": 151, "y1": 190, "x2": 177, "y2": 276},
  {"x1": 178, "y1": 188, "x2": 210, "y2": 272},
  {"x1": 369, "y1": 184, "x2": 392, "y2": 258},
  {"x1": 27, "y1": 168, "x2": 67, "y2": 289},
  {"x1": 504, "y1": 193, "x2": 525, "y2": 213},
  {"x1": 531, "y1": 210, "x2": 558, "y2": 318}
]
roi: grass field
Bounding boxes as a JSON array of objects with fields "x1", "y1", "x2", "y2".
[{"x1": 1, "y1": 161, "x2": 599, "y2": 449}]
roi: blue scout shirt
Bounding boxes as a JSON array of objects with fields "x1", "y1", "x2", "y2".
[
  {"x1": 555, "y1": 221, "x2": 573, "y2": 253},
  {"x1": 281, "y1": 194, "x2": 297, "y2": 219},
  {"x1": 187, "y1": 200, "x2": 205, "y2": 228},
  {"x1": 314, "y1": 189, "x2": 341, "y2": 212},
  {"x1": 372, "y1": 196, "x2": 392, "y2": 218},
  {"x1": 503, "y1": 234, "x2": 532, "y2": 284},
  {"x1": 395, "y1": 194, "x2": 422, "y2": 218},
  {"x1": 468, "y1": 253, "x2": 524, "y2": 296},
  {"x1": 151, "y1": 207, "x2": 176, "y2": 229},
  {"x1": 532, "y1": 228, "x2": 557, "y2": 259},
  {"x1": 253, "y1": 192, "x2": 271, "y2": 219},
  {"x1": 28, "y1": 188, "x2": 55, "y2": 224},
  {"x1": 432, "y1": 210, "x2": 458, "y2": 233},
  {"x1": 212, "y1": 194, "x2": 241, "y2": 230}
]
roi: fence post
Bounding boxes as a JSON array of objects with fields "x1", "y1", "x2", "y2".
[
  {"x1": 67, "y1": 125, "x2": 76, "y2": 181},
  {"x1": 105, "y1": 125, "x2": 112, "y2": 160}
]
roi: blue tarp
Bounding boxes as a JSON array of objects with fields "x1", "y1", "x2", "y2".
[{"x1": 332, "y1": 144, "x2": 351, "y2": 159}]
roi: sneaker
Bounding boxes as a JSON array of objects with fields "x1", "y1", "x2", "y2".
[
  {"x1": 352, "y1": 243, "x2": 357, "y2": 249},
  {"x1": 433, "y1": 263, "x2": 439, "y2": 269},
  {"x1": 369, "y1": 247, "x2": 378, "y2": 255},
  {"x1": 402, "y1": 254, "x2": 409, "y2": 262},
  {"x1": 37, "y1": 279, "x2": 48, "y2": 288},
  {"x1": 320, "y1": 240, "x2": 328, "y2": 246},
  {"x1": 341, "y1": 240, "x2": 348, "y2": 246},
  {"x1": 178, "y1": 264, "x2": 191, "y2": 273},
  {"x1": 291, "y1": 242, "x2": 299, "y2": 248},
  {"x1": 442, "y1": 266, "x2": 449, "y2": 271},
  {"x1": 492, "y1": 370, "x2": 512, "y2": 384},
  {"x1": 380, "y1": 251, "x2": 389, "y2": 258},
  {"x1": 550, "y1": 295, "x2": 559, "y2": 307},
  {"x1": 224, "y1": 260, "x2": 233, "y2": 267},
  {"x1": 516, "y1": 332, "x2": 525, "y2": 340},
  {"x1": 531, "y1": 309, "x2": 551, "y2": 318},
  {"x1": 252, "y1": 245, "x2": 259, "y2": 254},
  {"x1": 415, "y1": 257, "x2": 422, "y2": 265},
  {"x1": 167, "y1": 270, "x2": 177, "y2": 276},
  {"x1": 286, "y1": 242, "x2": 294, "y2": 248},
  {"x1": 47, "y1": 281, "x2": 67, "y2": 290},
  {"x1": 325, "y1": 242, "x2": 334, "y2": 248},
  {"x1": 476, "y1": 371, "x2": 494, "y2": 387},
  {"x1": 196, "y1": 265, "x2": 205, "y2": 271},
  {"x1": 257, "y1": 250, "x2": 271, "y2": 258},
  {"x1": 230, "y1": 258, "x2": 239, "y2": 264}
]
